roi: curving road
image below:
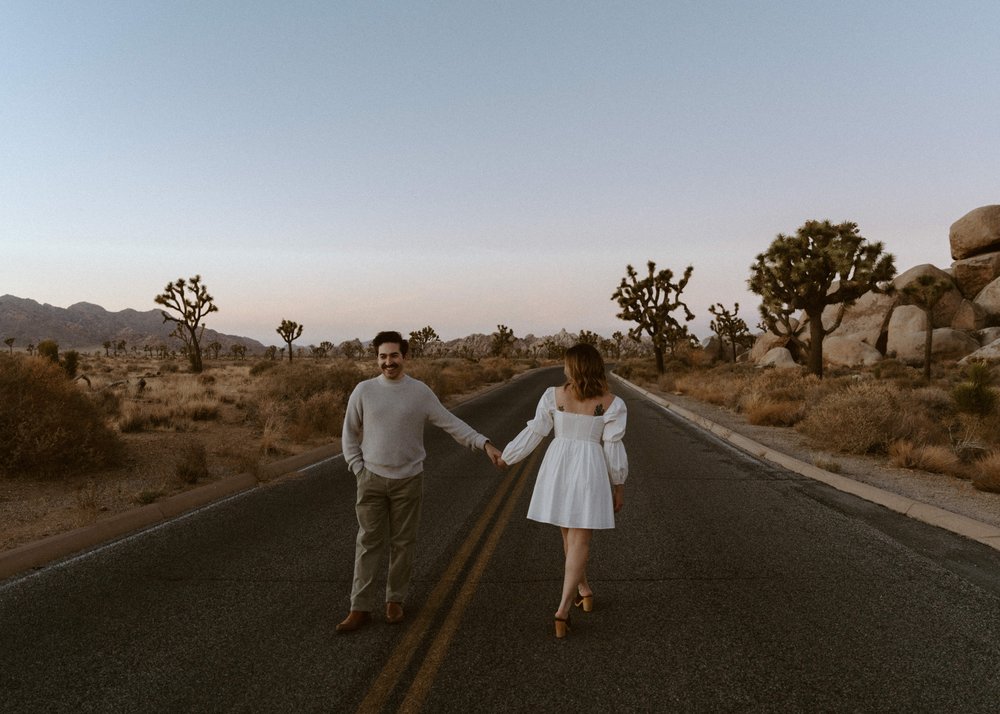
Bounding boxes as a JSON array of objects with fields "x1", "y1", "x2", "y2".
[{"x1": 2, "y1": 366, "x2": 1000, "y2": 712}]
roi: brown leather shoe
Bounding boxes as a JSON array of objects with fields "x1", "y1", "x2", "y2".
[
  {"x1": 335, "y1": 610, "x2": 371, "y2": 633},
  {"x1": 385, "y1": 601, "x2": 404, "y2": 624}
]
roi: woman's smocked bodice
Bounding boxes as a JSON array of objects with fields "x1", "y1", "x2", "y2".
[{"x1": 553, "y1": 410, "x2": 606, "y2": 444}]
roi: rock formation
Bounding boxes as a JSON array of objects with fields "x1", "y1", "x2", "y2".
[{"x1": 751, "y1": 204, "x2": 1000, "y2": 368}]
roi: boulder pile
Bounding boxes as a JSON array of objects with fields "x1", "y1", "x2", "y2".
[{"x1": 751, "y1": 205, "x2": 1000, "y2": 368}]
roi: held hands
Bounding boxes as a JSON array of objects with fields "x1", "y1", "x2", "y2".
[{"x1": 484, "y1": 441, "x2": 506, "y2": 470}]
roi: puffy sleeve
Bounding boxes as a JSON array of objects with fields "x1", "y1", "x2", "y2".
[
  {"x1": 602, "y1": 397, "x2": 628, "y2": 485},
  {"x1": 501, "y1": 388, "x2": 556, "y2": 465}
]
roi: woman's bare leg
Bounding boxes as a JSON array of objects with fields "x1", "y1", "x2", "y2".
[
  {"x1": 561, "y1": 527, "x2": 593, "y2": 600},
  {"x1": 556, "y1": 528, "x2": 592, "y2": 619}
]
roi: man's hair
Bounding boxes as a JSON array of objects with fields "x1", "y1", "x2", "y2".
[
  {"x1": 373, "y1": 330, "x2": 409, "y2": 356},
  {"x1": 564, "y1": 343, "x2": 607, "y2": 399}
]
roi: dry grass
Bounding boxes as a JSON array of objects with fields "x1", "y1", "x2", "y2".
[
  {"x1": 888, "y1": 440, "x2": 963, "y2": 476},
  {"x1": 971, "y1": 452, "x2": 1000, "y2": 493}
]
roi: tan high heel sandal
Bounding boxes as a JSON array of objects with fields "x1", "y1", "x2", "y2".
[
  {"x1": 573, "y1": 594, "x2": 594, "y2": 612},
  {"x1": 554, "y1": 615, "x2": 571, "y2": 639}
]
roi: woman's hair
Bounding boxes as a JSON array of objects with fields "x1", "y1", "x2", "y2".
[{"x1": 564, "y1": 343, "x2": 608, "y2": 399}]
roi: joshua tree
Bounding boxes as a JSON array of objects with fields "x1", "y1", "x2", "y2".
[
  {"x1": 541, "y1": 339, "x2": 566, "y2": 360},
  {"x1": 708, "y1": 302, "x2": 755, "y2": 363},
  {"x1": 207, "y1": 341, "x2": 223, "y2": 360},
  {"x1": 339, "y1": 339, "x2": 365, "y2": 361},
  {"x1": 490, "y1": 324, "x2": 516, "y2": 358},
  {"x1": 320, "y1": 340, "x2": 335, "y2": 358},
  {"x1": 900, "y1": 274, "x2": 953, "y2": 381},
  {"x1": 26, "y1": 343, "x2": 35, "y2": 356},
  {"x1": 3, "y1": 337, "x2": 13, "y2": 355},
  {"x1": 230, "y1": 344, "x2": 247, "y2": 360},
  {"x1": 748, "y1": 220, "x2": 895, "y2": 378},
  {"x1": 409, "y1": 326, "x2": 441, "y2": 358},
  {"x1": 276, "y1": 319, "x2": 304, "y2": 363},
  {"x1": 576, "y1": 330, "x2": 601, "y2": 346},
  {"x1": 154, "y1": 275, "x2": 219, "y2": 373},
  {"x1": 612, "y1": 261, "x2": 694, "y2": 374}
]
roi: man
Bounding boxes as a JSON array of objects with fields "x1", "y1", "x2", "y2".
[{"x1": 336, "y1": 330, "x2": 503, "y2": 633}]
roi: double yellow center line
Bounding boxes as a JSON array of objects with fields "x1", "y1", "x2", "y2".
[{"x1": 356, "y1": 450, "x2": 541, "y2": 714}]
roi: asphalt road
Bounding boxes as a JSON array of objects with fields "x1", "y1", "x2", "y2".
[{"x1": 3, "y1": 366, "x2": 1000, "y2": 713}]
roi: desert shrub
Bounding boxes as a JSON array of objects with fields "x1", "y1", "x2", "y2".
[
  {"x1": 91, "y1": 388, "x2": 123, "y2": 418},
  {"x1": 175, "y1": 441, "x2": 209, "y2": 484},
  {"x1": 134, "y1": 489, "x2": 165, "y2": 505},
  {"x1": 249, "y1": 359, "x2": 278, "y2": 376},
  {"x1": 946, "y1": 413, "x2": 999, "y2": 462},
  {"x1": 872, "y1": 358, "x2": 923, "y2": 386},
  {"x1": 414, "y1": 365, "x2": 458, "y2": 401},
  {"x1": 0, "y1": 354, "x2": 123, "y2": 476},
  {"x1": 888, "y1": 440, "x2": 961, "y2": 475},
  {"x1": 813, "y1": 458, "x2": 843, "y2": 473},
  {"x1": 287, "y1": 390, "x2": 348, "y2": 442},
  {"x1": 117, "y1": 402, "x2": 178, "y2": 432},
  {"x1": 909, "y1": 387, "x2": 955, "y2": 417},
  {"x1": 971, "y1": 452, "x2": 1000, "y2": 492},
  {"x1": 187, "y1": 402, "x2": 220, "y2": 421},
  {"x1": 62, "y1": 350, "x2": 80, "y2": 377},
  {"x1": 797, "y1": 382, "x2": 906, "y2": 454},
  {"x1": 248, "y1": 361, "x2": 364, "y2": 443},
  {"x1": 475, "y1": 357, "x2": 516, "y2": 384},
  {"x1": 952, "y1": 363, "x2": 997, "y2": 416},
  {"x1": 37, "y1": 340, "x2": 59, "y2": 363},
  {"x1": 656, "y1": 373, "x2": 676, "y2": 393},
  {"x1": 674, "y1": 367, "x2": 754, "y2": 408},
  {"x1": 743, "y1": 397, "x2": 806, "y2": 426},
  {"x1": 613, "y1": 359, "x2": 660, "y2": 385},
  {"x1": 264, "y1": 361, "x2": 364, "y2": 402}
]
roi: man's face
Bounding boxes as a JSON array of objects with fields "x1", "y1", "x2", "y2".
[{"x1": 377, "y1": 342, "x2": 406, "y2": 380}]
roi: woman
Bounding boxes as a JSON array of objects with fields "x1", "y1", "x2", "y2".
[{"x1": 499, "y1": 343, "x2": 628, "y2": 638}]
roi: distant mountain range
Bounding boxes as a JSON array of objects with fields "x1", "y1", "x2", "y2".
[{"x1": 0, "y1": 295, "x2": 266, "y2": 353}]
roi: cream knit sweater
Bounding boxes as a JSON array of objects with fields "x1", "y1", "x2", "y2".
[{"x1": 342, "y1": 374, "x2": 489, "y2": 479}]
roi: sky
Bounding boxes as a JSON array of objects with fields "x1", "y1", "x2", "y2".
[{"x1": 2, "y1": 1, "x2": 998, "y2": 347}]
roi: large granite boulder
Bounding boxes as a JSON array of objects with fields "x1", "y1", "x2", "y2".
[
  {"x1": 951, "y1": 251, "x2": 1000, "y2": 299},
  {"x1": 950, "y1": 205, "x2": 1000, "y2": 260},
  {"x1": 889, "y1": 325, "x2": 979, "y2": 364},
  {"x1": 974, "y1": 276, "x2": 1000, "y2": 321},
  {"x1": 758, "y1": 347, "x2": 799, "y2": 369},
  {"x1": 750, "y1": 332, "x2": 789, "y2": 362},
  {"x1": 823, "y1": 336, "x2": 883, "y2": 367},
  {"x1": 976, "y1": 327, "x2": 1000, "y2": 345},
  {"x1": 887, "y1": 304, "x2": 928, "y2": 357},
  {"x1": 959, "y1": 338, "x2": 1000, "y2": 365},
  {"x1": 951, "y1": 299, "x2": 989, "y2": 332},
  {"x1": 893, "y1": 264, "x2": 963, "y2": 328},
  {"x1": 821, "y1": 290, "x2": 896, "y2": 347}
]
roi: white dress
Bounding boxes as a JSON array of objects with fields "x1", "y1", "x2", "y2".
[{"x1": 501, "y1": 387, "x2": 628, "y2": 529}]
